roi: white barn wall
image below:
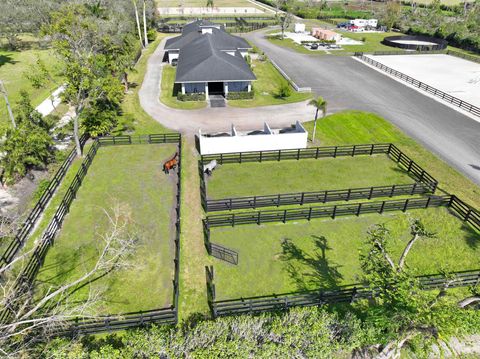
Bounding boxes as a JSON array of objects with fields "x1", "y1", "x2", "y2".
[{"x1": 199, "y1": 122, "x2": 308, "y2": 155}]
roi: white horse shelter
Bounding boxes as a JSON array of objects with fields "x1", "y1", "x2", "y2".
[{"x1": 198, "y1": 122, "x2": 308, "y2": 155}]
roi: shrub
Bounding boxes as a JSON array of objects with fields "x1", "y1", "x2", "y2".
[
  {"x1": 276, "y1": 82, "x2": 292, "y2": 98},
  {"x1": 226, "y1": 91, "x2": 254, "y2": 100},
  {"x1": 177, "y1": 93, "x2": 206, "y2": 101}
]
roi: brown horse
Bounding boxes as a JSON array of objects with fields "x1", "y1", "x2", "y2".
[{"x1": 163, "y1": 152, "x2": 178, "y2": 174}]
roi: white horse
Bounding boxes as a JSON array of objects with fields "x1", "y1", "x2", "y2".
[{"x1": 203, "y1": 160, "x2": 217, "y2": 176}]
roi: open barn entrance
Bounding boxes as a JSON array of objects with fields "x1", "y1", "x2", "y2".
[{"x1": 208, "y1": 82, "x2": 224, "y2": 96}]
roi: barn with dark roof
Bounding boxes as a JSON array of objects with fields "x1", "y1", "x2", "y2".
[{"x1": 164, "y1": 20, "x2": 255, "y2": 98}]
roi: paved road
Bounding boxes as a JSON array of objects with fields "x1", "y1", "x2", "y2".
[
  {"x1": 139, "y1": 36, "x2": 312, "y2": 134},
  {"x1": 244, "y1": 30, "x2": 480, "y2": 186}
]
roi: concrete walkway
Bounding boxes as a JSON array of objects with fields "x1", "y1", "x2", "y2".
[
  {"x1": 138, "y1": 37, "x2": 313, "y2": 134},
  {"x1": 35, "y1": 85, "x2": 65, "y2": 117}
]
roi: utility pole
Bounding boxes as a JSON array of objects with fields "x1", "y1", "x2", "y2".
[{"x1": 0, "y1": 80, "x2": 16, "y2": 129}]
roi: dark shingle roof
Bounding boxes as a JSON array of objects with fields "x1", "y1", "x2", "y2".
[
  {"x1": 165, "y1": 23, "x2": 251, "y2": 51},
  {"x1": 175, "y1": 34, "x2": 256, "y2": 83}
]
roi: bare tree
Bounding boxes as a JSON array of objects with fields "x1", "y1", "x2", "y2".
[
  {"x1": 275, "y1": 0, "x2": 293, "y2": 40},
  {"x1": 0, "y1": 80, "x2": 16, "y2": 128},
  {"x1": 0, "y1": 203, "x2": 138, "y2": 356}
]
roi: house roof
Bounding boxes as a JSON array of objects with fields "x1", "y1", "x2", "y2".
[
  {"x1": 164, "y1": 20, "x2": 251, "y2": 51},
  {"x1": 175, "y1": 34, "x2": 256, "y2": 83}
]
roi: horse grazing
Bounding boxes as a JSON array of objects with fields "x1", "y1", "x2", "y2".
[{"x1": 163, "y1": 152, "x2": 178, "y2": 174}]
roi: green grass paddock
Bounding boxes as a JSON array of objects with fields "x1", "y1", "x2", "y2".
[
  {"x1": 206, "y1": 155, "x2": 415, "y2": 199},
  {"x1": 212, "y1": 206, "x2": 480, "y2": 300},
  {"x1": 34, "y1": 144, "x2": 178, "y2": 314}
]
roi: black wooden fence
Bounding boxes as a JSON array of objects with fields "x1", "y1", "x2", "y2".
[
  {"x1": 204, "y1": 194, "x2": 480, "y2": 316},
  {"x1": 203, "y1": 195, "x2": 452, "y2": 229},
  {"x1": 354, "y1": 54, "x2": 480, "y2": 117},
  {"x1": 209, "y1": 269, "x2": 480, "y2": 317},
  {"x1": 0, "y1": 134, "x2": 89, "y2": 270},
  {"x1": 200, "y1": 143, "x2": 438, "y2": 211},
  {"x1": 0, "y1": 133, "x2": 182, "y2": 335}
]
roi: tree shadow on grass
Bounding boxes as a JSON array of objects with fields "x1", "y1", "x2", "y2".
[
  {"x1": 280, "y1": 235, "x2": 343, "y2": 292},
  {"x1": 0, "y1": 54, "x2": 17, "y2": 67},
  {"x1": 461, "y1": 222, "x2": 480, "y2": 250}
]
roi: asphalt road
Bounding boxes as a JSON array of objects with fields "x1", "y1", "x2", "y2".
[{"x1": 245, "y1": 30, "x2": 480, "y2": 186}]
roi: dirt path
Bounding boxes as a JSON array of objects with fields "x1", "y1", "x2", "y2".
[{"x1": 178, "y1": 137, "x2": 212, "y2": 319}]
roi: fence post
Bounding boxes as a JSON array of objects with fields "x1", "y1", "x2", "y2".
[
  {"x1": 333, "y1": 146, "x2": 337, "y2": 158},
  {"x1": 352, "y1": 145, "x2": 356, "y2": 157},
  {"x1": 410, "y1": 182, "x2": 418, "y2": 195},
  {"x1": 258, "y1": 211, "x2": 261, "y2": 225},
  {"x1": 425, "y1": 196, "x2": 431, "y2": 208},
  {"x1": 315, "y1": 147, "x2": 319, "y2": 159},
  {"x1": 403, "y1": 199, "x2": 409, "y2": 212},
  {"x1": 283, "y1": 209, "x2": 287, "y2": 223},
  {"x1": 300, "y1": 192, "x2": 305, "y2": 205},
  {"x1": 308, "y1": 207, "x2": 312, "y2": 221},
  {"x1": 357, "y1": 203, "x2": 362, "y2": 216},
  {"x1": 332, "y1": 205, "x2": 337, "y2": 219},
  {"x1": 369, "y1": 186, "x2": 374, "y2": 199},
  {"x1": 297, "y1": 148, "x2": 301, "y2": 160},
  {"x1": 278, "y1": 150, "x2": 281, "y2": 161},
  {"x1": 390, "y1": 185, "x2": 396, "y2": 197},
  {"x1": 465, "y1": 210, "x2": 472, "y2": 222},
  {"x1": 232, "y1": 213, "x2": 235, "y2": 227},
  {"x1": 380, "y1": 201, "x2": 385, "y2": 214},
  {"x1": 370, "y1": 144, "x2": 374, "y2": 155}
]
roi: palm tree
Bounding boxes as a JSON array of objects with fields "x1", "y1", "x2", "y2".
[{"x1": 308, "y1": 96, "x2": 327, "y2": 142}]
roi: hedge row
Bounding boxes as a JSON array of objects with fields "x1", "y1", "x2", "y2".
[
  {"x1": 226, "y1": 91, "x2": 254, "y2": 100},
  {"x1": 177, "y1": 93, "x2": 206, "y2": 101}
]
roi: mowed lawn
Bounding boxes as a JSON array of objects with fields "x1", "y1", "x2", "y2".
[
  {"x1": 0, "y1": 46, "x2": 62, "y2": 132},
  {"x1": 212, "y1": 206, "x2": 480, "y2": 300},
  {"x1": 206, "y1": 155, "x2": 415, "y2": 199},
  {"x1": 160, "y1": 64, "x2": 207, "y2": 110},
  {"x1": 35, "y1": 144, "x2": 178, "y2": 314},
  {"x1": 228, "y1": 59, "x2": 312, "y2": 108}
]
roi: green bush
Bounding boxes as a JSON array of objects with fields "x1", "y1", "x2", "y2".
[
  {"x1": 177, "y1": 93, "x2": 206, "y2": 101},
  {"x1": 276, "y1": 82, "x2": 292, "y2": 98},
  {"x1": 226, "y1": 91, "x2": 254, "y2": 100}
]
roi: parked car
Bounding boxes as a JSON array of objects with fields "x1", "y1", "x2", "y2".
[
  {"x1": 171, "y1": 58, "x2": 178, "y2": 67},
  {"x1": 337, "y1": 22, "x2": 349, "y2": 28},
  {"x1": 310, "y1": 43, "x2": 319, "y2": 50}
]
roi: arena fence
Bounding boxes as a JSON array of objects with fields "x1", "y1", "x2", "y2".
[
  {"x1": 200, "y1": 143, "x2": 438, "y2": 212},
  {"x1": 382, "y1": 35, "x2": 448, "y2": 51},
  {"x1": 0, "y1": 133, "x2": 88, "y2": 271},
  {"x1": 354, "y1": 53, "x2": 480, "y2": 117},
  {"x1": 205, "y1": 194, "x2": 480, "y2": 316},
  {"x1": 0, "y1": 134, "x2": 182, "y2": 336}
]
